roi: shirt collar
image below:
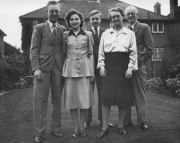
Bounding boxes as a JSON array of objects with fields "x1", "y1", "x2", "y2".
[
  {"x1": 68, "y1": 29, "x2": 86, "y2": 37},
  {"x1": 48, "y1": 20, "x2": 58, "y2": 28},
  {"x1": 91, "y1": 26, "x2": 100, "y2": 33},
  {"x1": 110, "y1": 26, "x2": 127, "y2": 35},
  {"x1": 130, "y1": 20, "x2": 137, "y2": 29}
]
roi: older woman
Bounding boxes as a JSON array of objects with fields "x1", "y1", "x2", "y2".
[
  {"x1": 96, "y1": 7, "x2": 137, "y2": 137},
  {"x1": 62, "y1": 9, "x2": 95, "y2": 138}
]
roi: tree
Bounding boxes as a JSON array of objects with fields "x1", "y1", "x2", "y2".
[{"x1": 4, "y1": 42, "x2": 21, "y2": 56}]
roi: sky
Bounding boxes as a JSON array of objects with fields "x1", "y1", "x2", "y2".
[{"x1": 0, "y1": 0, "x2": 172, "y2": 48}]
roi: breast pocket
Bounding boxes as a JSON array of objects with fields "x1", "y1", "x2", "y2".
[{"x1": 78, "y1": 35, "x2": 88, "y2": 48}]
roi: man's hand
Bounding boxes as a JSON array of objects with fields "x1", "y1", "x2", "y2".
[
  {"x1": 100, "y1": 67, "x2": 106, "y2": 77},
  {"x1": 125, "y1": 68, "x2": 132, "y2": 79},
  {"x1": 34, "y1": 70, "x2": 43, "y2": 80}
]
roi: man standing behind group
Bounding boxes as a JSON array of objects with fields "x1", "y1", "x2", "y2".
[
  {"x1": 85, "y1": 10, "x2": 113, "y2": 129},
  {"x1": 30, "y1": 1, "x2": 66, "y2": 143},
  {"x1": 124, "y1": 6, "x2": 154, "y2": 130}
]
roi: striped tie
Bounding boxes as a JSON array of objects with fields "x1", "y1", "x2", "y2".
[{"x1": 52, "y1": 24, "x2": 57, "y2": 37}]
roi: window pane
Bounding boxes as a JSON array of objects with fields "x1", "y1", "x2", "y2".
[
  {"x1": 153, "y1": 22, "x2": 157, "y2": 32},
  {"x1": 154, "y1": 48, "x2": 158, "y2": 52},
  {"x1": 152, "y1": 51, "x2": 158, "y2": 61},
  {"x1": 159, "y1": 23, "x2": 163, "y2": 32}
]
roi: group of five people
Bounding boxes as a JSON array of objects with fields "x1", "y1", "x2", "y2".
[{"x1": 30, "y1": 1, "x2": 154, "y2": 143}]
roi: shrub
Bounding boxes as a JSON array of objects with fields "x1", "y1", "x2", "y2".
[
  {"x1": 2, "y1": 54, "x2": 32, "y2": 90},
  {"x1": 145, "y1": 77, "x2": 164, "y2": 93}
]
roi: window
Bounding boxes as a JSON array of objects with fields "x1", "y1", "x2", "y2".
[
  {"x1": 152, "y1": 22, "x2": 164, "y2": 33},
  {"x1": 152, "y1": 48, "x2": 164, "y2": 61}
]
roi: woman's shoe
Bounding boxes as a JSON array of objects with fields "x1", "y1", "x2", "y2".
[
  {"x1": 118, "y1": 127, "x2": 126, "y2": 135},
  {"x1": 34, "y1": 136, "x2": 43, "y2": 143},
  {"x1": 80, "y1": 130, "x2": 86, "y2": 137},
  {"x1": 72, "y1": 130, "x2": 79, "y2": 139},
  {"x1": 96, "y1": 128, "x2": 109, "y2": 138}
]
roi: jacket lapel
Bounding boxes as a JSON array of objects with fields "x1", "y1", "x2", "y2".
[
  {"x1": 44, "y1": 21, "x2": 55, "y2": 44},
  {"x1": 133, "y1": 21, "x2": 140, "y2": 34},
  {"x1": 99, "y1": 28, "x2": 103, "y2": 38},
  {"x1": 90, "y1": 28, "x2": 94, "y2": 36}
]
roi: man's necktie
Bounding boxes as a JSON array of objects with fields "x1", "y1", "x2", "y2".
[
  {"x1": 130, "y1": 25, "x2": 133, "y2": 31},
  {"x1": 52, "y1": 24, "x2": 57, "y2": 38},
  {"x1": 94, "y1": 27, "x2": 98, "y2": 43}
]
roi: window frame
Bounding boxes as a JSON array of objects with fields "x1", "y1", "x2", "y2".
[
  {"x1": 152, "y1": 22, "x2": 164, "y2": 33},
  {"x1": 152, "y1": 48, "x2": 164, "y2": 61}
]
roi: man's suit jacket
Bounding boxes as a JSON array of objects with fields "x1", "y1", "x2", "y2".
[
  {"x1": 30, "y1": 21, "x2": 66, "y2": 72},
  {"x1": 133, "y1": 21, "x2": 154, "y2": 67},
  {"x1": 89, "y1": 28, "x2": 104, "y2": 68}
]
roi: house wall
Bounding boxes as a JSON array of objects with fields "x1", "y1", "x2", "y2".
[
  {"x1": 143, "y1": 21, "x2": 169, "y2": 48},
  {"x1": 151, "y1": 24, "x2": 169, "y2": 48},
  {"x1": 0, "y1": 35, "x2": 4, "y2": 55},
  {"x1": 169, "y1": 21, "x2": 180, "y2": 48},
  {"x1": 144, "y1": 21, "x2": 170, "y2": 78}
]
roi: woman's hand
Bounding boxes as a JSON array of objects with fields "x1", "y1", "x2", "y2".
[
  {"x1": 100, "y1": 67, "x2": 106, "y2": 77},
  {"x1": 125, "y1": 69, "x2": 132, "y2": 79}
]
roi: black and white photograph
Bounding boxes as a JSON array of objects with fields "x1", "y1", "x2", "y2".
[{"x1": 0, "y1": 0, "x2": 180, "y2": 143}]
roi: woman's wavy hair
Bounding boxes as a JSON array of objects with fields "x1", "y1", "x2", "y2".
[
  {"x1": 109, "y1": 7, "x2": 124, "y2": 21},
  {"x1": 65, "y1": 9, "x2": 84, "y2": 28}
]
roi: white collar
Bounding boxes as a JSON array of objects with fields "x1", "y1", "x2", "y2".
[
  {"x1": 48, "y1": 20, "x2": 58, "y2": 28},
  {"x1": 109, "y1": 27, "x2": 128, "y2": 35},
  {"x1": 91, "y1": 26, "x2": 100, "y2": 33},
  {"x1": 130, "y1": 21, "x2": 137, "y2": 29}
]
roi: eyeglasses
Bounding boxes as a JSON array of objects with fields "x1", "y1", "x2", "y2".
[{"x1": 126, "y1": 12, "x2": 136, "y2": 16}]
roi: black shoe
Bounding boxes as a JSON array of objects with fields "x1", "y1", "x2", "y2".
[
  {"x1": 140, "y1": 122, "x2": 148, "y2": 130},
  {"x1": 96, "y1": 128, "x2": 109, "y2": 138},
  {"x1": 84, "y1": 122, "x2": 90, "y2": 129},
  {"x1": 34, "y1": 136, "x2": 43, "y2": 143},
  {"x1": 124, "y1": 121, "x2": 133, "y2": 128},
  {"x1": 72, "y1": 130, "x2": 79, "y2": 138},
  {"x1": 118, "y1": 127, "x2": 126, "y2": 135},
  {"x1": 50, "y1": 131, "x2": 63, "y2": 137},
  {"x1": 80, "y1": 130, "x2": 86, "y2": 137}
]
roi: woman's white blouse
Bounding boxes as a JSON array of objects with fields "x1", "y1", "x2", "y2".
[{"x1": 97, "y1": 27, "x2": 138, "y2": 71}]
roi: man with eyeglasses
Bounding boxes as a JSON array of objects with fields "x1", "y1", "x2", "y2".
[
  {"x1": 30, "y1": 1, "x2": 66, "y2": 142},
  {"x1": 124, "y1": 6, "x2": 154, "y2": 130}
]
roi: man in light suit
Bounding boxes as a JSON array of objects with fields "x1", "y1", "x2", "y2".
[
  {"x1": 30, "y1": 1, "x2": 66, "y2": 142},
  {"x1": 85, "y1": 10, "x2": 113, "y2": 129},
  {"x1": 124, "y1": 6, "x2": 154, "y2": 130}
]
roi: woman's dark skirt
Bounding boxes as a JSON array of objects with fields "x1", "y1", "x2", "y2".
[{"x1": 101, "y1": 52, "x2": 135, "y2": 107}]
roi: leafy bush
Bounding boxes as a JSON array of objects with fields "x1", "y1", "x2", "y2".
[
  {"x1": 2, "y1": 54, "x2": 32, "y2": 90},
  {"x1": 165, "y1": 73, "x2": 180, "y2": 97},
  {"x1": 145, "y1": 77, "x2": 164, "y2": 93},
  {"x1": 4, "y1": 42, "x2": 21, "y2": 56},
  {"x1": 146, "y1": 64, "x2": 180, "y2": 97}
]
